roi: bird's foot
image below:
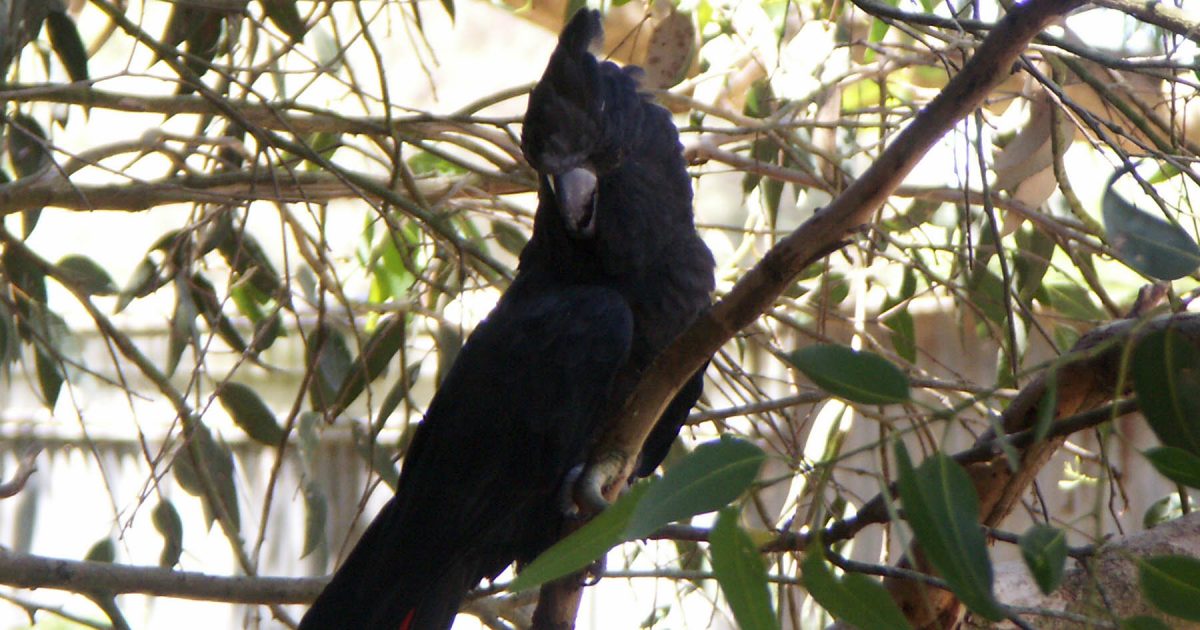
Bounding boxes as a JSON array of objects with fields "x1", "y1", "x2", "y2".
[
  {"x1": 559, "y1": 464, "x2": 585, "y2": 518},
  {"x1": 581, "y1": 554, "x2": 606, "y2": 586}
]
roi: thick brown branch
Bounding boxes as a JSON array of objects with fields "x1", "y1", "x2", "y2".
[{"x1": 583, "y1": 0, "x2": 1089, "y2": 502}]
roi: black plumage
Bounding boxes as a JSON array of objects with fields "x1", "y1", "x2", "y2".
[{"x1": 299, "y1": 10, "x2": 714, "y2": 629}]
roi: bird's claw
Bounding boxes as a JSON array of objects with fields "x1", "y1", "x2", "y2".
[{"x1": 559, "y1": 464, "x2": 586, "y2": 518}]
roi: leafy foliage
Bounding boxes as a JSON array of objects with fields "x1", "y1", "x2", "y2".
[{"x1": 0, "y1": 0, "x2": 1196, "y2": 627}]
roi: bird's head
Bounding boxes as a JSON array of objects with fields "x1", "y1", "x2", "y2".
[
  {"x1": 520, "y1": 9, "x2": 694, "y2": 277},
  {"x1": 521, "y1": 9, "x2": 610, "y2": 239}
]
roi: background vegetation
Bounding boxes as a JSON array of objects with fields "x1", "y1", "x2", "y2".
[{"x1": 0, "y1": 0, "x2": 1198, "y2": 628}]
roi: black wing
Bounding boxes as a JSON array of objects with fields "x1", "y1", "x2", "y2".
[{"x1": 300, "y1": 281, "x2": 634, "y2": 630}]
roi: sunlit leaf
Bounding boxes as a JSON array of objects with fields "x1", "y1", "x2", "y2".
[
  {"x1": 787, "y1": 344, "x2": 910, "y2": 405},
  {"x1": 625, "y1": 437, "x2": 765, "y2": 539},
  {"x1": 895, "y1": 443, "x2": 1004, "y2": 620},
  {"x1": 711, "y1": 507, "x2": 778, "y2": 630},
  {"x1": 1103, "y1": 174, "x2": 1200, "y2": 281},
  {"x1": 642, "y1": 10, "x2": 696, "y2": 89},
  {"x1": 1139, "y1": 555, "x2": 1200, "y2": 621}
]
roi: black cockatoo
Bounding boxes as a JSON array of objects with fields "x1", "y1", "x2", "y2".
[{"x1": 299, "y1": 9, "x2": 714, "y2": 629}]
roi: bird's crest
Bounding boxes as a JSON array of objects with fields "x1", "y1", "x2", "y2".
[{"x1": 521, "y1": 9, "x2": 607, "y2": 176}]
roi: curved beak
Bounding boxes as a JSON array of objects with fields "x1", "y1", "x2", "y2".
[{"x1": 549, "y1": 167, "x2": 598, "y2": 237}]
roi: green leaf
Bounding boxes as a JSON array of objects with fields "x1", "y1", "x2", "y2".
[
  {"x1": 802, "y1": 547, "x2": 911, "y2": 630},
  {"x1": 167, "y1": 277, "x2": 198, "y2": 377},
  {"x1": 46, "y1": 10, "x2": 90, "y2": 81},
  {"x1": 1121, "y1": 615, "x2": 1173, "y2": 630},
  {"x1": 351, "y1": 424, "x2": 399, "y2": 492},
  {"x1": 172, "y1": 423, "x2": 240, "y2": 533},
  {"x1": 787, "y1": 344, "x2": 910, "y2": 405},
  {"x1": 884, "y1": 309, "x2": 916, "y2": 363},
  {"x1": 115, "y1": 258, "x2": 160, "y2": 313},
  {"x1": 1143, "y1": 494, "x2": 1182, "y2": 529},
  {"x1": 1034, "y1": 370, "x2": 1058, "y2": 443},
  {"x1": 34, "y1": 348, "x2": 63, "y2": 408},
  {"x1": 301, "y1": 481, "x2": 327, "y2": 558},
  {"x1": 334, "y1": 315, "x2": 407, "y2": 413},
  {"x1": 895, "y1": 443, "x2": 1004, "y2": 621},
  {"x1": 85, "y1": 538, "x2": 115, "y2": 563},
  {"x1": 1139, "y1": 555, "x2": 1200, "y2": 621},
  {"x1": 152, "y1": 500, "x2": 184, "y2": 568},
  {"x1": 56, "y1": 255, "x2": 117, "y2": 295},
  {"x1": 1132, "y1": 328, "x2": 1200, "y2": 456},
  {"x1": 1018, "y1": 524, "x2": 1067, "y2": 595},
  {"x1": 491, "y1": 220, "x2": 528, "y2": 257},
  {"x1": 711, "y1": 507, "x2": 778, "y2": 630},
  {"x1": 217, "y1": 382, "x2": 285, "y2": 446},
  {"x1": 6, "y1": 113, "x2": 51, "y2": 178},
  {"x1": 261, "y1": 0, "x2": 308, "y2": 42},
  {"x1": 308, "y1": 324, "x2": 352, "y2": 412},
  {"x1": 374, "y1": 363, "x2": 418, "y2": 427},
  {"x1": 407, "y1": 150, "x2": 467, "y2": 177},
  {"x1": 509, "y1": 481, "x2": 652, "y2": 592},
  {"x1": 1144, "y1": 447, "x2": 1200, "y2": 490},
  {"x1": 1103, "y1": 174, "x2": 1200, "y2": 281},
  {"x1": 438, "y1": 0, "x2": 455, "y2": 21},
  {"x1": 625, "y1": 437, "x2": 765, "y2": 539}
]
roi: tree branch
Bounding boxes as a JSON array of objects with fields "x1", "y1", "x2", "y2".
[
  {"x1": 0, "y1": 551, "x2": 323, "y2": 604},
  {"x1": 530, "y1": 0, "x2": 1089, "y2": 626}
]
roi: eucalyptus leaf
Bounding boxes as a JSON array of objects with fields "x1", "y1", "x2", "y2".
[
  {"x1": 895, "y1": 443, "x2": 1004, "y2": 620},
  {"x1": 56, "y1": 255, "x2": 117, "y2": 295},
  {"x1": 217, "y1": 382, "x2": 285, "y2": 446},
  {"x1": 1132, "y1": 328, "x2": 1200, "y2": 456},
  {"x1": 711, "y1": 507, "x2": 778, "y2": 630},
  {"x1": 1139, "y1": 555, "x2": 1200, "y2": 621},
  {"x1": 1018, "y1": 524, "x2": 1067, "y2": 595},
  {"x1": 1143, "y1": 447, "x2": 1200, "y2": 490},
  {"x1": 46, "y1": 10, "x2": 89, "y2": 81},
  {"x1": 625, "y1": 437, "x2": 765, "y2": 540},
  {"x1": 787, "y1": 344, "x2": 910, "y2": 405},
  {"x1": 509, "y1": 481, "x2": 651, "y2": 592},
  {"x1": 85, "y1": 538, "x2": 115, "y2": 563},
  {"x1": 301, "y1": 481, "x2": 327, "y2": 559},
  {"x1": 801, "y1": 546, "x2": 911, "y2": 630},
  {"x1": 152, "y1": 500, "x2": 184, "y2": 568},
  {"x1": 1103, "y1": 174, "x2": 1200, "y2": 281}
]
